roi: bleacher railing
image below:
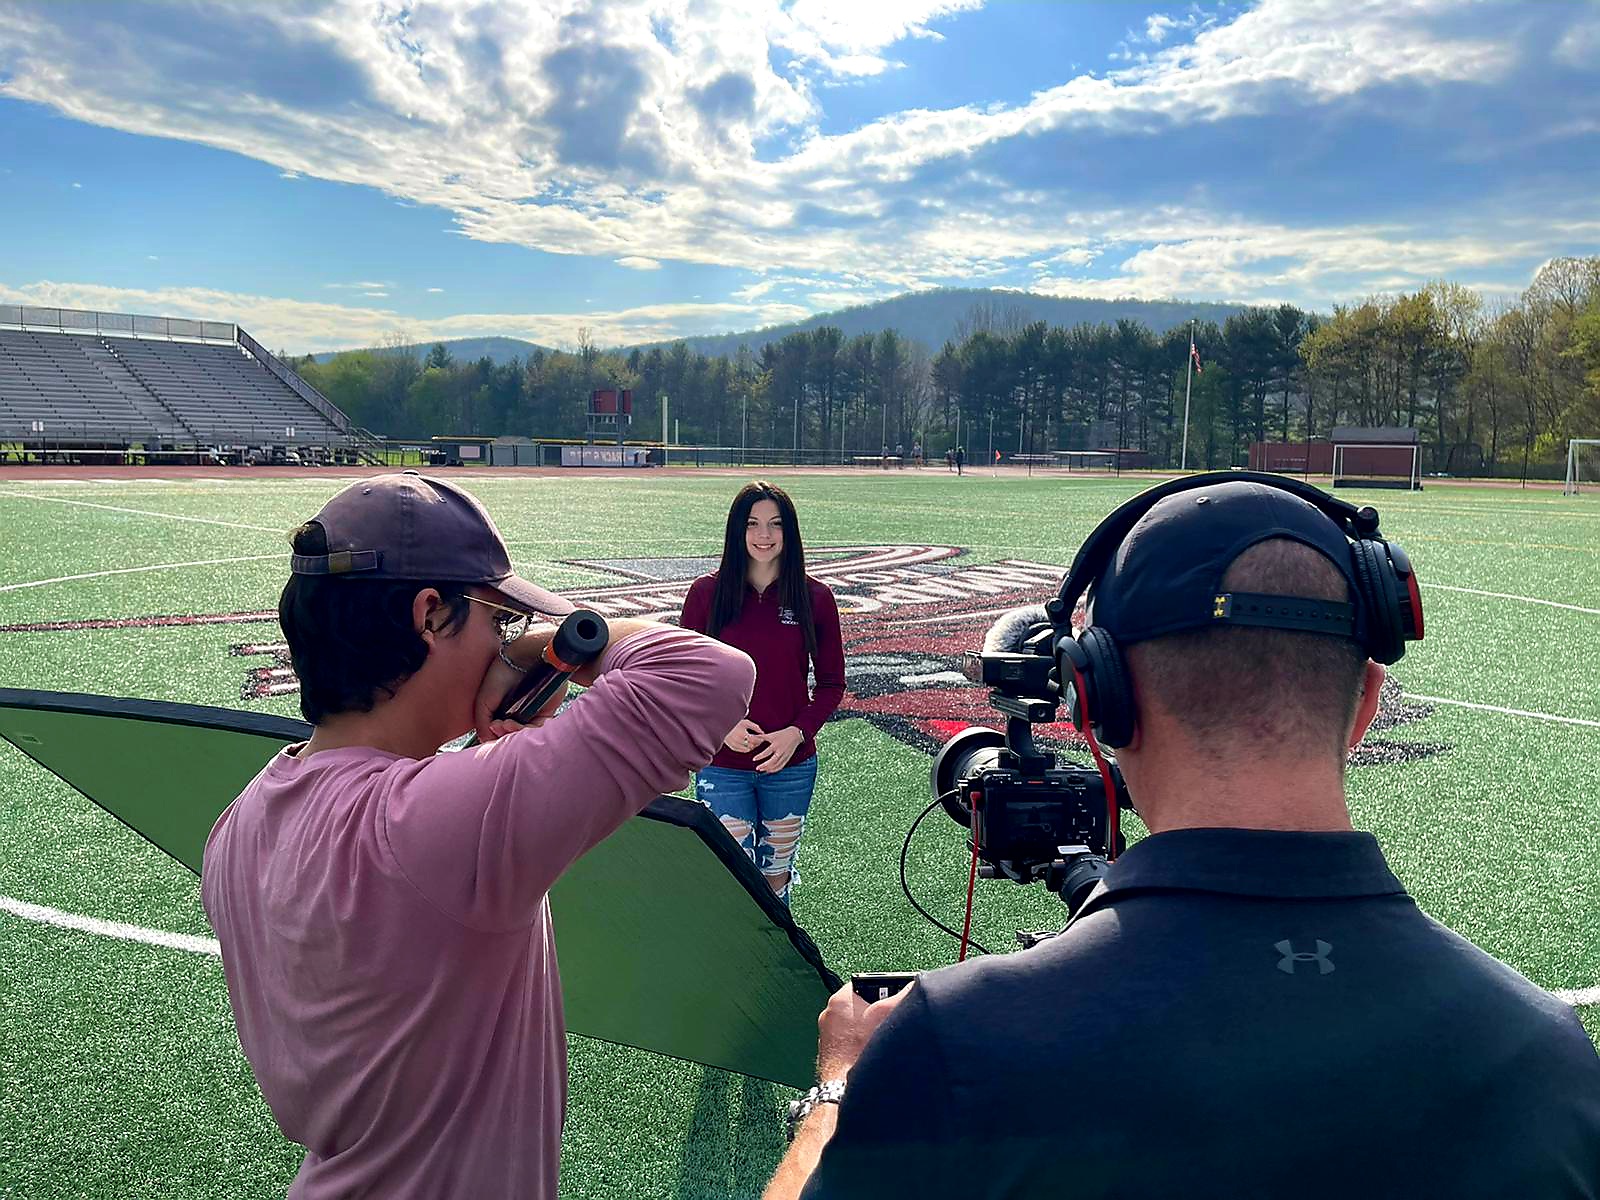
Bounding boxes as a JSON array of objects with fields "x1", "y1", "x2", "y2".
[
  {"x1": 233, "y1": 327, "x2": 353, "y2": 435},
  {"x1": 0, "y1": 304, "x2": 236, "y2": 343}
]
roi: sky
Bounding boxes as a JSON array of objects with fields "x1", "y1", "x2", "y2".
[{"x1": 1, "y1": 0, "x2": 1598, "y2": 355}]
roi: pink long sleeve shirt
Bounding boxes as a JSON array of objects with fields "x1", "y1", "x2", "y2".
[{"x1": 201, "y1": 626, "x2": 754, "y2": 1200}]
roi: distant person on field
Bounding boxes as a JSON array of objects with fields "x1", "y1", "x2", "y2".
[
  {"x1": 912, "y1": 439, "x2": 922, "y2": 467},
  {"x1": 767, "y1": 477, "x2": 1600, "y2": 1200},
  {"x1": 955, "y1": 445, "x2": 965, "y2": 476},
  {"x1": 681, "y1": 480, "x2": 845, "y2": 905},
  {"x1": 202, "y1": 472, "x2": 753, "y2": 1199}
]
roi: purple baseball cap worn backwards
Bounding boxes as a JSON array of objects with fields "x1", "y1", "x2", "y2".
[
  {"x1": 289, "y1": 471, "x2": 574, "y2": 619},
  {"x1": 1090, "y1": 480, "x2": 1363, "y2": 647}
]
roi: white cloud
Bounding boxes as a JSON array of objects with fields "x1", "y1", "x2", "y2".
[
  {"x1": 1027, "y1": 214, "x2": 1600, "y2": 307},
  {"x1": 1, "y1": 0, "x2": 1590, "y2": 322},
  {"x1": 0, "y1": 0, "x2": 1525, "y2": 295},
  {"x1": 1554, "y1": 15, "x2": 1600, "y2": 67},
  {"x1": 70, "y1": 181, "x2": 82, "y2": 188},
  {"x1": 0, "y1": 278, "x2": 812, "y2": 353},
  {"x1": 1143, "y1": 14, "x2": 1179, "y2": 45}
]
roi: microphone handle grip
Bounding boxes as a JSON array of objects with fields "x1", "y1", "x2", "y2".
[
  {"x1": 495, "y1": 654, "x2": 573, "y2": 723},
  {"x1": 492, "y1": 608, "x2": 610, "y2": 723}
]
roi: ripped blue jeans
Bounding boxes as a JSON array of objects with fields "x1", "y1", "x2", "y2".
[{"x1": 694, "y1": 755, "x2": 819, "y2": 905}]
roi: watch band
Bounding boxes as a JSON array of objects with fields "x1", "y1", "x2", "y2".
[{"x1": 785, "y1": 1079, "x2": 847, "y2": 1142}]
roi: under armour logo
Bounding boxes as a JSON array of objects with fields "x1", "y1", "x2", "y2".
[{"x1": 1275, "y1": 939, "x2": 1334, "y2": 975}]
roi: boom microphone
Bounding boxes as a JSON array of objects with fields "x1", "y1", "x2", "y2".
[{"x1": 980, "y1": 605, "x2": 1050, "y2": 654}]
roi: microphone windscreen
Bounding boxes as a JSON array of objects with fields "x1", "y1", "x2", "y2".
[{"x1": 982, "y1": 605, "x2": 1050, "y2": 654}]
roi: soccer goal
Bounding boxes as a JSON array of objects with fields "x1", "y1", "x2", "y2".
[
  {"x1": 1332, "y1": 442, "x2": 1422, "y2": 490},
  {"x1": 1564, "y1": 439, "x2": 1600, "y2": 495}
]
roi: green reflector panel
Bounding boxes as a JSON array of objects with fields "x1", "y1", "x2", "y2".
[{"x1": 0, "y1": 689, "x2": 838, "y2": 1088}]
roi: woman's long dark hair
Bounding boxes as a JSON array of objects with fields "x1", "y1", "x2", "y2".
[{"x1": 709, "y1": 480, "x2": 817, "y2": 656}]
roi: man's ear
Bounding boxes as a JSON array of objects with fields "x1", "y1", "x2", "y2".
[
  {"x1": 412, "y1": 588, "x2": 444, "y2": 644},
  {"x1": 1348, "y1": 660, "x2": 1386, "y2": 748}
]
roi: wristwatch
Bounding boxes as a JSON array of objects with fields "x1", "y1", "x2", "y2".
[{"x1": 785, "y1": 1078, "x2": 847, "y2": 1141}]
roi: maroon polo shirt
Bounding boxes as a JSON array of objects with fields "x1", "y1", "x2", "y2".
[{"x1": 680, "y1": 572, "x2": 846, "y2": 770}]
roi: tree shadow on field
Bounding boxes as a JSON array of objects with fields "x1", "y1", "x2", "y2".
[{"x1": 674, "y1": 1068, "x2": 787, "y2": 1199}]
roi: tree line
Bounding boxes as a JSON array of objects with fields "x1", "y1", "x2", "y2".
[{"x1": 292, "y1": 257, "x2": 1600, "y2": 476}]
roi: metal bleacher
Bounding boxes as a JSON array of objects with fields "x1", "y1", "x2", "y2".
[
  {"x1": 0, "y1": 329, "x2": 185, "y2": 442},
  {"x1": 0, "y1": 305, "x2": 362, "y2": 457},
  {"x1": 108, "y1": 337, "x2": 343, "y2": 444}
]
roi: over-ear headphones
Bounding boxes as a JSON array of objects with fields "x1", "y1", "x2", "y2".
[{"x1": 1045, "y1": 471, "x2": 1424, "y2": 749}]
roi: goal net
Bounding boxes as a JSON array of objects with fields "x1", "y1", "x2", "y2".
[
  {"x1": 1332, "y1": 442, "x2": 1421, "y2": 491},
  {"x1": 1564, "y1": 439, "x2": 1600, "y2": 495}
]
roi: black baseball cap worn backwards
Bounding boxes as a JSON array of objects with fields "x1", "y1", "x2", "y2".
[
  {"x1": 1050, "y1": 471, "x2": 1423, "y2": 663},
  {"x1": 289, "y1": 471, "x2": 574, "y2": 619},
  {"x1": 1095, "y1": 479, "x2": 1363, "y2": 645}
]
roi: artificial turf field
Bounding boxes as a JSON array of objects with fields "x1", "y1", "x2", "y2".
[{"x1": 0, "y1": 466, "x2": 1596, "y2": 1199}]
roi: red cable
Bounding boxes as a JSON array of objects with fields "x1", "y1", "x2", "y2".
[
  {"x1": 958, "y1": 835, "x2": 980, "y2": 961},
  {"x1": 1072, "y1": 666, "x2": 1121, "y2": 862}
]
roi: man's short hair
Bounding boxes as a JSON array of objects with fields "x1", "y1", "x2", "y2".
[
  {"x1": 279, "y1": 521, "x2": 470, "y2": 725},
  {"x1": 1126, "y1": 538, "x2": 1367, "y2": 762}
]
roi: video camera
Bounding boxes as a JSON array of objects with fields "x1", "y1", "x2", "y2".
[{"x1": 927, "y1": 613, "x2": 1129, "y2": 927}]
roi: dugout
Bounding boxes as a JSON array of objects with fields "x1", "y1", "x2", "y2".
[{"x1": 1248, "y1": 439, "x2": 1333, "y2": 474}]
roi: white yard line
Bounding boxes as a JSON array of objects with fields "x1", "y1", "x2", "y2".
[
  {"x1": 1404, "y1": 694, "x2": 1600, "y2": 729},
  {"x1": 0, "y1": 490, "x2": 283, "y2": 533},
  {"x1": 1422, "y1": 583, "x2": 1600, "y2": 616},
  {"x1": 0, "y1": 554, "x2": 283, "y2": 593},
  {"x1": 0, "y1": 895, "x2": 219, "y2": 955},
  {"x1": 3, "y1": 892, "x2": 1594, "y2": 1007}
]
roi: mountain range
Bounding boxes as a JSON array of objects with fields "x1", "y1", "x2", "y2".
[{"x1": 313, "y1": 289, "x2": 1247, "y2": 365}]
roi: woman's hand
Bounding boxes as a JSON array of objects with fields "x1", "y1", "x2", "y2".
[
  {"x1": 724, "y1": 718, "x2": 766, "y2": 755},
  {"x1": 752, "y1": 725, "x2": 804, "y2": 773}
]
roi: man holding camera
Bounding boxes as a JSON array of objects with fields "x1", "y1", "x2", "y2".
[
  {"x1": 202, "y1": 472, "x2": 755, "y2": 1199},
  {"x1": 768, "y1": 477, "x2": 1600, "y2": 1199}
]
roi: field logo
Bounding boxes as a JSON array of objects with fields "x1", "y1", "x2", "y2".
[{"x1": 0, "y1": 544, "x2": 1446, "y2": 765}]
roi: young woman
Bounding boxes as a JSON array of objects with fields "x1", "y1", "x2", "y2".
[{"x1": 680, "y1": 481, "x2": 845, "y2": 905}]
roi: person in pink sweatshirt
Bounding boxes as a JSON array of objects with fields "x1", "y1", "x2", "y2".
[
  {"x1": 201, "y1": 472, "x2": 754, "y2": 1200},
  {"x1": 680, "y1": 480, "x2": 846, "y2": 906}
]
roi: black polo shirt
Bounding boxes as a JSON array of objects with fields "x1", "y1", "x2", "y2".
[{"x1": 803, "y1": 828, "x2": 1600, "y2": 1199}]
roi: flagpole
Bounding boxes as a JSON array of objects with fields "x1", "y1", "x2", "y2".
[{"x1": 1181, "y1": 320, "x2": 1195, "y2": 472}]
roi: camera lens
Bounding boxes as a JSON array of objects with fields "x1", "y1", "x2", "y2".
[{"x1": 930, "y1": 726, "x2": 1006, "y2": 827}]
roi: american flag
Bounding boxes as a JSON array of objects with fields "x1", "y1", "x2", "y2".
[{"x1": 1190, "y1": 340, "x2": 1204, "y2": 374}]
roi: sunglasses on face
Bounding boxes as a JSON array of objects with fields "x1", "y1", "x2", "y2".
[{"x1": 463, "y1": 594, "x2": 534, "y2": 644}]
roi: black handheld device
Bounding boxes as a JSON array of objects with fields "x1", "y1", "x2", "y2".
[
  {"x1": 850, "y1": 972, "x2": 919, "y2": 1003},
  {"x1": 493, "y1": 608, "x2": 609, "y2": 723}
]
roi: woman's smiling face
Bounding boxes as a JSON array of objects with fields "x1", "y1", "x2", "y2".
[{"x1": 745, "y1": 498, "x2": 784, "y2": 568}]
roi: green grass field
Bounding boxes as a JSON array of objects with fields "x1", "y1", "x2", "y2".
[{"x1": 1, "y1": 468, "x2": 1596, "y2": 1199}]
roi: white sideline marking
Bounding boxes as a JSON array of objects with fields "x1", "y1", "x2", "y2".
[
  {"x1": 1422, "y1": 583, "x2": 1600, "y2": 616},
  {"x1": 1404, "y1": 694, "x2": 1600, "y2": 729},
  {"x1": 2, "y1": 893, "x2": 1596, "y2": 1006},
  {"x1": 0, "y1": 490, "x2": 283, "y2": 533},
  {"x1": 0, "y1": 895, "x2": 220, "y2": 956},
  {"x1": 0, "y1": 554, "x2": 282, "y2": 593}
]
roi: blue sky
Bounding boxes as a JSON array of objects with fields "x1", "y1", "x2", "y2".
[{"x1": 1, "y1": 0, "x2": 1598, "y2": 354}]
